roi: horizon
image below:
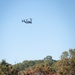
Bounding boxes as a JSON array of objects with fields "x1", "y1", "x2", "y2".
[
  {"x1": 0, "y1": 0, "x2": 75, "y2": 64},
  {"x1": 0, "y1": 55, "x2": 58, "y2": 65}
]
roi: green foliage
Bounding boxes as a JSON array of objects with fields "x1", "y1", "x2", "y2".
[
  {"x1": 0, "y1": 60, "x2": 20, "y2": 75},
  {"x1": 44, "y1": 55, "x2": 52, "y2": 62},
  {"x1": 60, "y1": 51, "x2": 69, "y2": 60},
  {"x1": 0, "y1": 48, "x2": 75, "y2": 75},
  {"x1": 55, "y1": 48, "x2": 75, "y2": 75}
]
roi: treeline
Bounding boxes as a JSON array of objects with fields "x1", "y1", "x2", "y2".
[
  {"x1": 15, "y1": 55, "x2": 56, "y2": 71},
  {"x1": 0, "y1": 48, "x2": 75, "y2": 75}
]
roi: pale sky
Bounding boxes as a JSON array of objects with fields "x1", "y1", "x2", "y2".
[{"x1": 0, "y1": 0, "x2": 75, "y2": 64}]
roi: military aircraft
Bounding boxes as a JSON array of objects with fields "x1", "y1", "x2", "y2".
[{"x1": 22, "y1": 18, "x2": 32, "y2": 24}]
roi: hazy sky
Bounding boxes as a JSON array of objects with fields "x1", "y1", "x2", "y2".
[{"x1": 0, "y1": 0, "x2": 75, "y2": 64}]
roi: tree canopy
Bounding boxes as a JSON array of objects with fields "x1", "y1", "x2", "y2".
[{"x1": 0, "y1": 48, "x2": 75, "y2": 75}]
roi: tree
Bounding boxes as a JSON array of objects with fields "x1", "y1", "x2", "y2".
[
  {"x1": 55, "y1": 49, "x2": 75, "y2": 75},
  {"x1": 44, "y1": 56, "x2": 54, "y2": 66},
  {"x1": 0, "y1": 59, "x2": 7, "y2": 65},
  {"x1": 44, "y1": 56, "x2": 52, "y2": 62},
  {"x1": 60, "y1": 51, "x2": 69, "y2": 60},
  {"x1": 69, "y1": 49, "x2": 75, "y2": 58}
]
